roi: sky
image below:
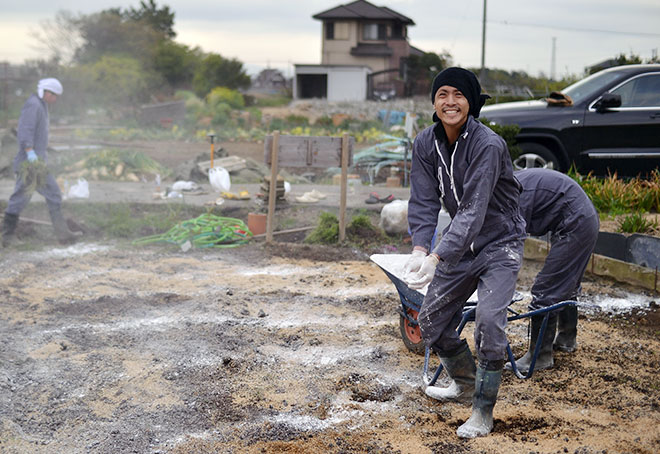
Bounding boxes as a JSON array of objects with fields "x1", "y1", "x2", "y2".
[{"x1": 1, "y1": 0, "x2": 659, "y2": 79}]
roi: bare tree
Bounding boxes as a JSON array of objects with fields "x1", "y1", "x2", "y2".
[{"x1": 30, "y1": 10, "x2": 82, "y2": 65}]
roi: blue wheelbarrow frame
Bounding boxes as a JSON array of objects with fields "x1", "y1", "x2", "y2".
[{"x1": 377, "y1": 265, "x2": 577, "y2": 383}]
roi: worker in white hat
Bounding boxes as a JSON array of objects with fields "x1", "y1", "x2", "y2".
[{"x1": 2, "y1": 77, "x2": 78, "y2": 246}]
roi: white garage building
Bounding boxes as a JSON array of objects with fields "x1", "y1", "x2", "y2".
[{"x1": 293, "y1": 64, "x2": 372, "y2": 102}]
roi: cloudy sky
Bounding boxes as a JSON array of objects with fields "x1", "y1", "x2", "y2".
[{"x1": 1, "y1": 0, "x2": 659, "y2": 78}]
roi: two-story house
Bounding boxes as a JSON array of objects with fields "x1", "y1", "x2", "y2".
[{"x1": 294, "y1": 0, "x2": 423, "y2": 101}]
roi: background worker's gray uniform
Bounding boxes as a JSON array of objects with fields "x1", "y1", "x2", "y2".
[
  {"x1": 515, "y1": 168, "x2": 599, "y2": 309},
  {"x1": 6, "y1": 93, "x2": 63, "y2": 215},
  {"x1": 408, "y1": 116, "x2": 527, "y2": 364}
]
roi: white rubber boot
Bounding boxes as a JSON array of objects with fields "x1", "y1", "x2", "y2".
[{"x1": 424, "y1": 341, "x2": 476, "y2": 403}]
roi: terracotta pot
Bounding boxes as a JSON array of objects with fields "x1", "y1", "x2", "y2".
[{"x1": 247, "y1": 213, "x2": 267, "y2": 235}]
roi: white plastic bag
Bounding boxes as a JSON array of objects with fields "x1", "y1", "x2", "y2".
[
  {"x1": 379, "y1": 199, "x2": 408, "y2": 234},
  {"x1": 209, "y1": 167, "x2": 231, "y2": 192},
  {"x1": 171, "y1": 180, "x2": 200, "y2": 192},
  {"x1": 68, "y1": 178, "x2": 90, "y2": 199}
]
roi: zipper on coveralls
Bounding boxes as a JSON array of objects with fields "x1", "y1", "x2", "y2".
[
  {"x1": 452, "y1": 131, "x2": 477, "y2": 254},
  {"x1": 436, "y1": 130, "x2": 475, "y2": 254},
  {"x1": 434, "y1": 139, "x2": 458, "y2": 208}
]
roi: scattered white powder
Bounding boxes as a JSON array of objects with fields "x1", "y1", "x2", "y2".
[{"x1": 42, "y1": 242, "x2": 111, "y2": 258}]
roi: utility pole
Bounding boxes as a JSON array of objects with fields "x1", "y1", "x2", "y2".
[
  {"x1": 550, "y1": 37, "x2": 557, "y2": 81},
  {"x1": 480, "y1": 0, "x2": 487, "y2": 80},
  {"x1": 2, "y1": 62, "x2": 8, "y2": 128}
]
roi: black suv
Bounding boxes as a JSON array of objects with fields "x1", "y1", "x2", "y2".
[{"x1": 480, "y1": 64, "x2": 660, "y2": 176}]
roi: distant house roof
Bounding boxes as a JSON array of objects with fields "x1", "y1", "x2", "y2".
[
  {"x1": 313, "y1": 0, "x2": 415, "y2": 25},
  {"x1": 409, "y1": 45, "x2": 425, "y2": 57}
]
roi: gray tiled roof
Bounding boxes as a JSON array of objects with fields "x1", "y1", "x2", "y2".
[{"x1": 313, "y1": 0, "x2": 414, "y2": 25}]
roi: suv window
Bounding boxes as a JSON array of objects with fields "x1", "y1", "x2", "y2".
[
  {"x1": 562, "y1": 71, "x2": 622, "y2": 104},
  {"x1": 611, "y1": 74, "x2": 660, "y2": 107}
]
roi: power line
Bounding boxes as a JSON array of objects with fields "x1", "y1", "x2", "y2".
[{"x1": 490, "y1": 20, "x2": 660, "y2": 38}]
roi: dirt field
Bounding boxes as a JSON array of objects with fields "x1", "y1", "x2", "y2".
[
  {"x1": 0, "y1": 236, "x2": 658, "y2": 454},
  {"x1": 1, "y1": 138, "x2": 659, "y2": 453}
]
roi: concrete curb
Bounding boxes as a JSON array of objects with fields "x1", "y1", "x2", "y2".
[{"x1": 524, "y1": 237, "x2": 659, "y2": 293}]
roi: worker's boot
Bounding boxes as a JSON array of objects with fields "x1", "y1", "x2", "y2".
[
  {"x1": 2, "y1": 213, "x2": 18, "y2": 247},
  {"x1": 49, "y1": 208, "x2": 78, "y2": 245},
  {"x1": 507, "y1": 313, "x2": 558, "y2": 374},
  {"x1": 425, "y1": 340, "x2": 476, "y2": 403},
  {"x1": 456, "y1": 360, "x2": 504, "y2": 438},
  {"x1": 554, "y1": 304, "x2": 578, "y2": 352}
]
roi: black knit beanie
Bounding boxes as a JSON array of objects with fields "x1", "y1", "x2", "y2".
[{"x1": 431, "y1": 67, "x2": 490, "y2": 121}]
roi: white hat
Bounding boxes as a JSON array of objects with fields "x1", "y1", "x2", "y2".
[{"x1": 38, "y1": 78, "x2": 63, "y2": 98}]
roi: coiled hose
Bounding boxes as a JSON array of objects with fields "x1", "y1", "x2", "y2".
[{"x1": 133, "y1": 213, "x2": 252, "y2": 249}]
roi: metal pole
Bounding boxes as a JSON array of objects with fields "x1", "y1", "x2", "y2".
[
  {"x1": 480, "y1": 0, "x2": 487, "y2": 74},
  {"x1": 2, "y1": 62, "x2": 8, "y2": 128},
  {"x1": 551, "y1": 37, "x2": 557, "y2": 81}
]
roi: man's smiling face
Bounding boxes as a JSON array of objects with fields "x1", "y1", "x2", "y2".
[{"x1": 433, "y1": 85, "x2": 469, "y2": 129}]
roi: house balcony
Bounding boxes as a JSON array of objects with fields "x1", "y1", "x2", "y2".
[{"x1": 350, "y1": 43, "x2": 393, "y2": 57}]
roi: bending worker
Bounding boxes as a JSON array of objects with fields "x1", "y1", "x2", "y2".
[
  {"x1": 404, "y1": 67, "x2": 526, "y2": 439},
  {"x1": 2, "y1": 78, "x2": 77, "y2": 246},
  {"x1": 509, "y1": 168, "x2": 599, "y2": 373}
]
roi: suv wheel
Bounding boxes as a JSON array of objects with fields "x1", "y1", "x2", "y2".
[{"x1": 514, "y1": 143, "x2": 561, "y2": 171}]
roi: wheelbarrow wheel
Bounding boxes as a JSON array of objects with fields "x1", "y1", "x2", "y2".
[{"x1": 399, "y1": 308, "x2": 425, "y2": 355}]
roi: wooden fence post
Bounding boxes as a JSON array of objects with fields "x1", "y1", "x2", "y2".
[
  {"x1": 266, "y1": 131, "x2": 280, "y2": 244},
  {"x1": 339, "y1": 133, "x2": 349, "y2": 242}
]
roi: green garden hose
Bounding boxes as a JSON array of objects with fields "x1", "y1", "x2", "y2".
[{"x1": 133, "y1": 213, "x2": 253, "y2": 249}]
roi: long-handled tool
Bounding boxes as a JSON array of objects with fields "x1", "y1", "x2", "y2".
[{"x1": 207, "y1": 133, "x2": 216, "y2": 169}]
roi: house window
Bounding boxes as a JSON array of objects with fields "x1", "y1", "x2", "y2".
[
  {"x1": 392, "y1": 23, "x2": 404, "y2": 39},
  {"x1": 326, "y1": 21, "x2": 349, "y2": 40},
  {"x1": 326, "y1": 22, "x2": 334, "y2": 40},
  {"x1": 363, "y1": 23, "x2": 387, "y2": 40}
]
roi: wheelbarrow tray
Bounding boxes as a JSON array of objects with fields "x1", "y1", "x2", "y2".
[{"x1": 370, "y1": 253, "x2": 426, "y2": 305}]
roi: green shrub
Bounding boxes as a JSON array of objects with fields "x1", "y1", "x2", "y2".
[
  {"x1": 212, "y1": 102, "x2": 233, "y2": 125},
  {"x1": 285, "y1": 114, "x2": 309, "y2": 126},
  {"x1": 316, "y1": 115, "x2": 335, "y2": 127},
  {"x1": 572, "y1": 170, "x2": 660, "y2": 215},
  {"x1": 253, "y1": 95, "x2": 291, "y2": 107},
  {"x1": 617, "y1": 212, "x2": 658, "y2": 234},
  {"x1": 304, "y1": 212, "x2": 339, "y2": 244},
  {"x1": 305, "y1": 212, "x2": 390, "y2": 246},
  {"x1": 346, "y1": 214, "x2": 388, "y2": 247},
  {"x1": 176, "y1": 90, "x2": 205, "y2": 116},
  {"x1": 207, "y1": 87, "x2": 245, "y2": 109}
]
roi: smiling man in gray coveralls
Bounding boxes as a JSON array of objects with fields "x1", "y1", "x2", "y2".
[
  {"x1": 2, "y1": 78, "x2": 77, "y2": 247},
  {"x1": 404, "y1": 67, "x2": 526, "y2": 438}
]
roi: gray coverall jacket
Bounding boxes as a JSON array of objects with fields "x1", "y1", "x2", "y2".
[
  {"x1": 516, "y1": 168, "x2": 599, "y2": 308},
  {"x1": 408, "y1": 115, "x2": 526, "y2": 364},
  {"x1": 6, "y1": 93, "x2": 62, "y2": 216}
]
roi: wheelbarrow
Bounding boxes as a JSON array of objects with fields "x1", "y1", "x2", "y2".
[{"x1": 370, "y1": 254, "x2": 577, "y2": 382}]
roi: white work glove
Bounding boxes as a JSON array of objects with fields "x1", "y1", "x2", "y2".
[
  {"x1": 26, "y1": 150, "x2": 37, "y2": 162},
  {"x1": 406, "y1": 254, "x2": 439, "y2": 290},
  {"x1": 404, "y1": 249, "x2": 427, "y2": 275}
]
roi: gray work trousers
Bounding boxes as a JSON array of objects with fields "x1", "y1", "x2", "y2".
[
  {"x1": 5, "y1": 172, "x2": 62, "y2": 216},
  {"x1": 418, "y1": 238, "x2": 524, "y2": 363},
  {"x1": 530, "y1": 213, "x2": 599, "y2": 309}
]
